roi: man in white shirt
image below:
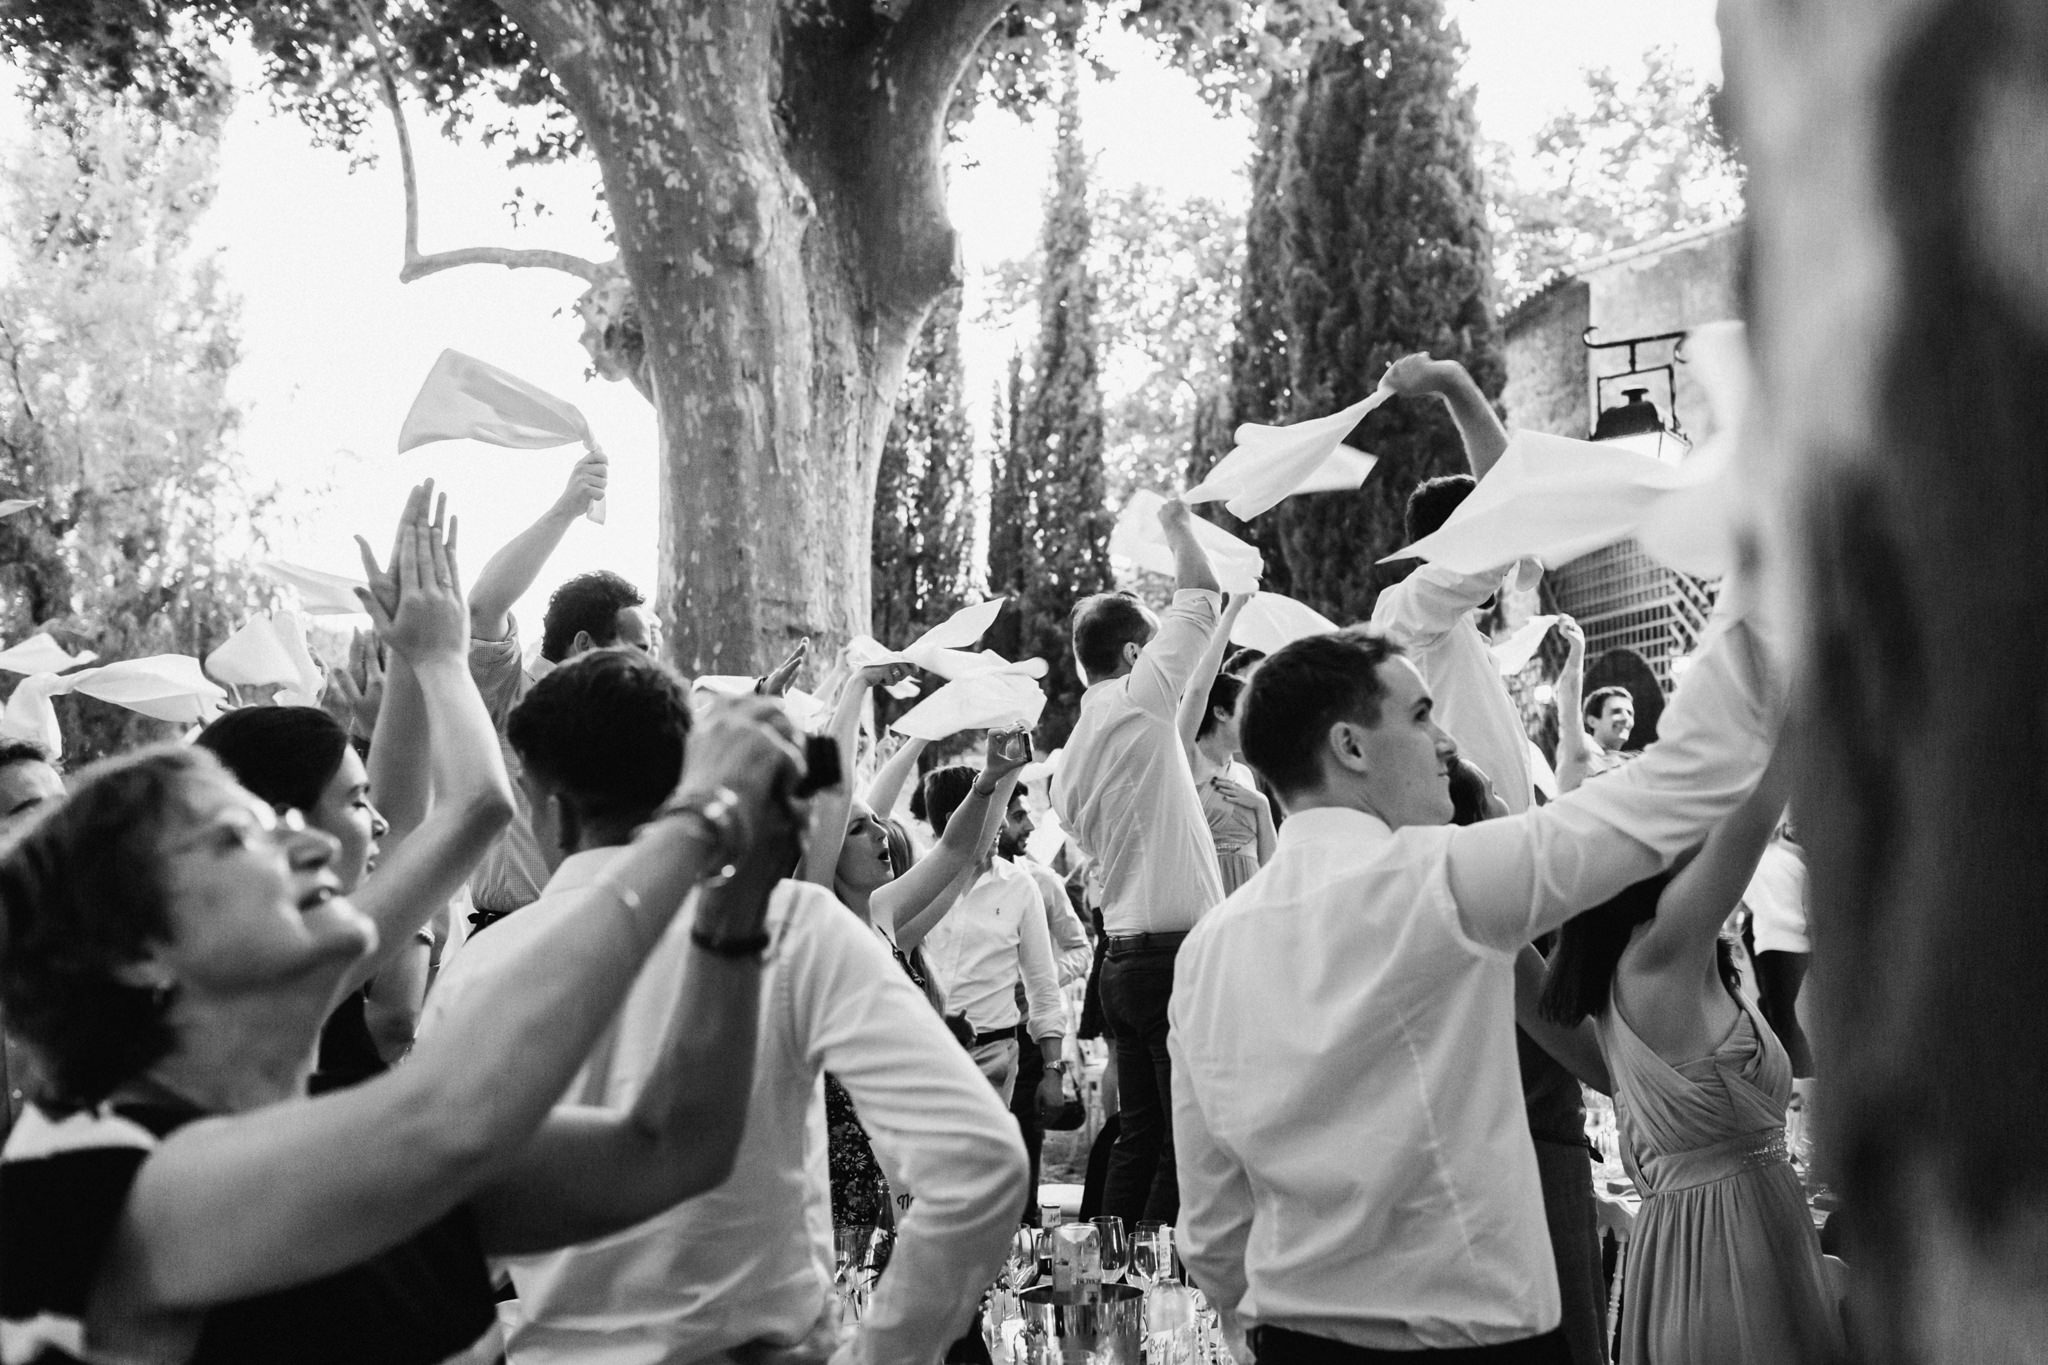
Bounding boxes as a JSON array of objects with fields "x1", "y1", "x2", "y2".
[
  {"x1": 1171, "y1": 592, "x2": 1780, "y2": 1363},
  {"x1": 918, "y1": 766, "x2": 1071, "y2": 1113},
  {"x1": 1369, "y1": 354, "x2": 1535, "y2": 814},
  {"x1": 1054, "y1": 497, "x2": 1222, "y2": 1227},
  {"x1": 427, "y1": 650, "x2": 1027, "y2": 1365}
]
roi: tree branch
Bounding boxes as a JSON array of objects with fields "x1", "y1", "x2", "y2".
[
  {"x1": 348, "y1": 0, "x2": 608, "y2": 288},
  {"x1": 879, "y1": 0, "x2": 1014, "y2": 143}
]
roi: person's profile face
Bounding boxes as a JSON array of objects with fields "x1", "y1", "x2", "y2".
[
  {"x1": 611, "y1": 606, "x2": 654, "y2": 654},
  {"x1": 1347, "y1": 658, "x2": 1456, "y2": 830}
]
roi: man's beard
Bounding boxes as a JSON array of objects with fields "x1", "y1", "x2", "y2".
[{"x1": 997, "y1": 830, "x2": 1025, "y2": 860}]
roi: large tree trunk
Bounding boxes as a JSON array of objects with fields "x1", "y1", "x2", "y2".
[
  {"x1": 1724, "y1": 0, "x2": 2048, "y2": 1356},
  {"x1": 499, "y1": 0, "x2": 1003, "y2": 674}
]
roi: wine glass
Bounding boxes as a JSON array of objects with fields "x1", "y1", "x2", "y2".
[
  {"x1": 1131, "y1": 1221, "x2": 1176, "y2": 1287},
  {"x1": 1090, "y1": 1216, "x2": 1128, "y2": 1284},
  {"x1": 1005, "y1": 1225, "x2": 1040, "y2": 1290}
]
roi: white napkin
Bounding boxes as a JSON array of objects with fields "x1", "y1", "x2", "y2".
[
  {"x1": 891, "y1": 672, "x2": 1047, "y2": 741},
  {"x1": 1491, "y1": 614, "x2": 1560, "y2": 677},
  {"x1": 1185, "y1": 391, "x2": 1393, "y2": 519},
  {"x1": 257, "y1": 560, "x2": 370, "y2": 616},
  {"x1": 846, "y1": 598, "x2": 1008, "y2": 675},
  {"x1": 1229, "y1": 592, "x2": 1340, "y2": 655},
  {"x1": 0, "y1": 673, "x2": 70, "y2": 753},
  {"x1": 0, "y1": 499, "x2": 39, "y2": 520},
  {"x1": 1110, "y1": 491, "x2": 1264, "y2": 594},
  {"x1": 65, "y1": 656, "x2": 228, "y2": 724},
  {"x1": 0, "y1": 633, "x2": 96, "y2": 676},
  {"x1": 398, "y1": 349, "x2": 606, "y2": 524},
  {"x1": 207, "y1": 612, "x2": 326, "y2": 704}
]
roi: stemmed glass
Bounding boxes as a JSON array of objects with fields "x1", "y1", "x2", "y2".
[
  {"x1": 1130, "y1": 1220, "x2": 1177, "y2": 1288},
  {"x1": 832, "y1": 1225, "x2": 871, "y2": 1321},
  {"x1": 1090, "y1": 1216, "x2": 1128, "y2": 1284}
]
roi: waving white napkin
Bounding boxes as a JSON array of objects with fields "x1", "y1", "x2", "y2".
[
  {"x1": 258, "y1": 560, "x2": 370, "y2": 616},
  {"x1": 1228, "y1": 592, "x2": 1340, "y2": 655},
  {"x1": 846, "y1": 598, "x2": 1008, "y2": 676},
  {"x1": 1110, "y1": 491, "x2": 1264, "y2": 594},
  {"x1": 0, "y1": 633, "x2": 96, "y2": 676},
  {"x1": 0, "y1": 499, "x2": 39, "y2": 520},
  {"x1": 1185, "y1": 391, "x2": 1394, "y2": 519},
  {"x1": 891, "y1": 671, "x2": 1047, "y2": 741},
  {"x1": 207, "y1": 611, "x2": 326, "y2": 704},
  {"x1": 66, "y1": 656, "x2": 227, "y2": 724},
  {"x1": 1491, "y1": 614, "x2": 1560, "y2": 677},
  {"x1": 398, "y1": 349, "x2": 606, "y2": 524},
  {"x1": 1, "y1": 673, "x2": 70, "y2": 753}
]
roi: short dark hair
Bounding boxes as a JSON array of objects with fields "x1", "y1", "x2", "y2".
[
  {"x1": 507, "y1": 648, "x2": 691, "y2": 828},
  {"x1": 1240, "y1": 627, "x2": 1404, "y2": 798},
  {"x1": 1537, "y1": 865, "x2": 1739, "y2": 1026},
  {"x1": 541, "y1": 570, "x2": 645, "y2": 663},
  {"x1": 0, "y1": 740, "x2": 55, "y2": 773},
  {"x1": 0, "y1": 745, "x2": 221, "y2": 1110},
  {"x1": 1071, "y1": 593, "x2": 1152, "y2": 683},
  {"x1": 1196, "y1": 672, "x2": 1244, "y2": 742},
  {"x1": 1446, "y1": 756, "x2": 1496, "y2": 827},
  {"x1": 1584, "y1": 685, "x2": 1633, "y2": 726},
  {"x1": 1404, "y1": 474, "x2": 1476, "y2": 544},
  {"x1": 920, "y1": 765, "x2": 980, "y2": 837},
  {"x1": 195, "y1": 706, "x2": 350, "y2": 814}
]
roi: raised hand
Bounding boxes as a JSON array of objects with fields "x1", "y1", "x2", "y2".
[
  {"x1": 319, "y1": 631, "x2": 387, "y2": 739},
  {"x1": 553, "y1": 449, "x2": 609, "y2": 521},
  {"x1": 679, "y1": 695, "x2": 809, "y2": 825},
  {"x1": 1157, "y1": 495, "x2": 1194, "y2": 534},
  {"x1": 1557, "y1": 615, "x2": 1586, "y2": 659},
  {"x1": 358, "y1": 484, "x2": 467, "y2": 666},
  {"x1": 855, "y1": 660, "x2": 915, "y2": 691},
  {"x1": 982, "y1": 724, "x2": 1032, "y2": 783},
  {"x1": 1378, "y1": 352, "x2": 1450, "y2": 397},
  {"x1": 756, "y1": 638, "x2": 810, "y2": 697},
  {"x1": 354, "y1": 481, "x2": 430, "y2": 623}
]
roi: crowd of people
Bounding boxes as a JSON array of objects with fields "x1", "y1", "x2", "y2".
[{"x1": 0, "y1": 353, "x2": 1839, "y2": 1365}]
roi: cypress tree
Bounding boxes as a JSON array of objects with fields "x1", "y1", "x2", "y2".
[
  {"x1": 1010, "y1": 59, "x2": 1112, "y2": 743},
  {"x1": 1230, "y1": 0, "x2": 1503, "y2": 623},
  {"x1": 872, "y1": 285, "x2": 974, "y2": 648}
]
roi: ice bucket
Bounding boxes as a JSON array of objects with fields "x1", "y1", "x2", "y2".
[{"x1": 1017, "y1": 1283, "x2": 1144, "y2": 1365}]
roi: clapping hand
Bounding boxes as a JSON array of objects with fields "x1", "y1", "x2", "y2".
[
  {"x1": 355, "y1": 481, "x2": 466, "y2": 666},
  {"x1": 757, "y1": 638, "x2": 810, "y2": 697},
  {"x1": 319, "y1": 631, "x2": 387, "y2": 739}
]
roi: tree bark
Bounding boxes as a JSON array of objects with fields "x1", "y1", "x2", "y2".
[
  {"x1": 1724, "y1": 0, "x2": 2048, "y2": 1356},
  {"x1": 496, "y1": 0, "x2": 1005, "y2": 675}
]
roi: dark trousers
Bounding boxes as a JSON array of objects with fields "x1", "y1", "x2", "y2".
[
  {"x1": 1010, "y1": 1025, "x2": 1046, "y2": 1223},
  {"x1": 1249, "y1": 1326, "x2": 1572, "y2": 1365},
  {"x1": 1532, "y1": 1137, "x2": 1608, "y2": 1365},
  {"x1": 1098, "y1": 935, "x2": 1183, "y2": 1226}
]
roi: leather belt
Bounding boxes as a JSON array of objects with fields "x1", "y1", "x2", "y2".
[{"x1": 1106, "y1": 929, "x2": 1190, "y2": 955}]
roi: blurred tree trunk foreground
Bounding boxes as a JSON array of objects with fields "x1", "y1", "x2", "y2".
[{"x1": 1725, "y1": 0, "x2": 2048, "y2": 1356}]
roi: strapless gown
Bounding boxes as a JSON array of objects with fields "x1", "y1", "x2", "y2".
[
  {"x1": 1199, "y1": 776, "x2": 1260, "y2": 895},
  {"x1": 1595, "y1": 991, "x2": 1844, "y2": 1365}
]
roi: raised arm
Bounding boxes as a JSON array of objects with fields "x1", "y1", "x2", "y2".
[
  {"x1": 864, "y1": 732, "x2": 930, "y2": 820},
  {"x1": 1446, "y1": 597, "x2": 1784, "y2": 951},
  {"x1": 1553, "y1": 617, "x2": 1595, "y2": 794},
  {"x1": 464, "y1": 803, "x2": 798, "y2": 1253},
  {"x1": 799, "y1": 662, "x2": 908, "y2": 887},
  {"x1": 467, "y1": 450, "x2": 608, "y2": 642},
  {"x1": 1379, "y1": 353, "x2": 1510, "y2": 480},
  {"x1": 1632, "y1": 739, "x2": 1795, "y2": 973},
  {"x1": 1129, "y1": 499, "x2": 1223, "y2": 719},
  {"x1": 338, "y1": 490, "x2": 516, "y2": 996},
  {"x1": 881, "y1": 728, "x2": 1031, "y2": 952},
  {"x1": 1512, "y1": 945, "x2": 1612, "y2": 1093},
  {"x1": 107, "y1": 701, "x2": 803, "y2": 1310},
  {"x1": 1177, "y1": 593, "x2": 1251, "y2": 757}
]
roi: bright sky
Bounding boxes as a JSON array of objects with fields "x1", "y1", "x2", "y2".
[{"x1": 34, "y1": 0, "x2": 1722, "y2": 636}]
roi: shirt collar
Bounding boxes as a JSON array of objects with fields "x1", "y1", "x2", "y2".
[{"x1": 1273, "y1": 805, "x2": 1394, "y2": 853}]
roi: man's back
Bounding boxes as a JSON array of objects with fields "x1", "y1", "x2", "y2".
[
  {"x1": 1170, "y1": 808, "x2": 1558, "y2": 1351},
  {"x1": 438, "y1": 869, "x2": 1024, "y2": 1365}
]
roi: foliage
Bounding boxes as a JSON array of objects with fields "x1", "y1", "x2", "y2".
[
  {"x1": 993, "y1": 68, "x2": 1112, "y2": 745},
  {"x1": 1206, "y1": 0, "x2": 1500, "y2": 624},
  {"x1": 1487, "y1": 45, "x2": 1746, "y2": 303},
  {"x1": 0, "y1": 73, "x2": 278, "y2": 761},
  {"x1": 872, "y1": 286, "x2": 975, "y2": 650}
]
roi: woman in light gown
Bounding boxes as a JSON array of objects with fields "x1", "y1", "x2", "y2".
[
  {"x1": 1514, "y1": 750, "x2": 1844, "y2": 1365},
  {"x1": 1175, "y1": 595, "x2": 1273, "y2": 896}
]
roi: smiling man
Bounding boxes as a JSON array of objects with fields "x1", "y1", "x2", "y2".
[{"x1": 1169, "y1": 605, "x2": 1784, "y2": 1365}]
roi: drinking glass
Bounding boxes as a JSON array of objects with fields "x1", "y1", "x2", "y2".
[
  {"x1": 1005, "y1": 1226, "x2": 1041, "y2": 1290},
  {"x1": 1131, "y1": 1221, "x2": 1176, "y2": 1287},
  {"x1": 1090, "y1": 1216, "x2": 1128, "y2": 1284}
]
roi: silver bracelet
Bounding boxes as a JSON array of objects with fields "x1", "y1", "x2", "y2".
[{"x1": 648, "y1": 785, "x2": 748, "y2": 886}]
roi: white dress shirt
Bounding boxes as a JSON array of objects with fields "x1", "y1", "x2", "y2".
[
  {"x1": 1370, "y1": 564, "x2": 1534, "y2": 814},
  {"x1": 1017, "y1": 857, "x2": 1093, "y2": 985},
  {"x1": 1172, "y1": 606, "x2": 1779, "y2": 1349},
  {"x1": 424, "y1": 855, "x2": 1026, "y2": 1365},
  {"x1": 922, "y1": 858, "x2": 1066, "y2": 1041},
  {"x1": 1054, "y1": 590, "x2": 1226, "y2": 935},
  {"x1": 465, "y1": 616, "x2": 554, "y2": 913}
]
